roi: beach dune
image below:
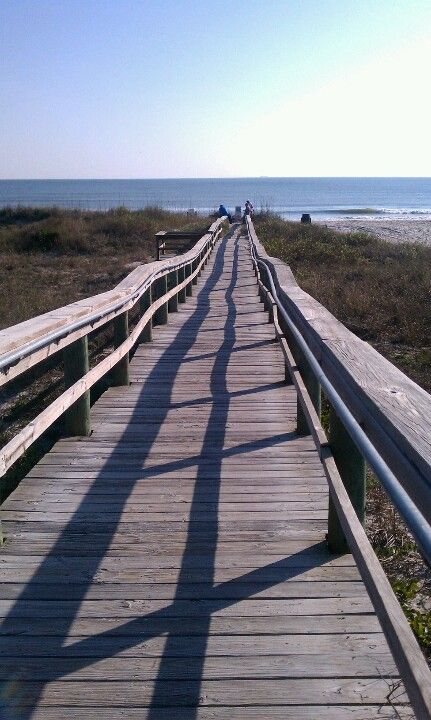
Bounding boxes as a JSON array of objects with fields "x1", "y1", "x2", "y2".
[{"x1": 315, "y1": 216, "x2": 431, "y2": 246}]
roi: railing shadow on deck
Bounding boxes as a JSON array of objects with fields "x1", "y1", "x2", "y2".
[{"x1": 0, "y1": 227, "x2": 332, "y2": 718}]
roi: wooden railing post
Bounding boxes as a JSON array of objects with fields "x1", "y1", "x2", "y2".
[
  {"x1": 268, "y1": 298, "x2": 276, "y2": 325},
  {"x1": 327, "y1": 405, "x2": 366, "y2": 553},
  {"x1": 168, "y1": 270, "x2": 179, "y2": 313},
  {"x1": 63, "y1": 336, "x2": 91, "y2": 436},
  {"x1": 185, "y1": 263, "x2": 193, "y2": 296},
  {"x1": 277, "y1": 305, "x2": 321, "y2": 426},
  {"x1": 192, "y1": 258, "x2": 198, "y2": 286},
  {"x1": 139, "y1": 286, "x2": 152, "y2": 343},
  {"x1": 276, "y1": 311, "x2": 294, "y2": 385},
  {"x1": 278, "y1": 312, "x2": 321, "y2": 435},
  {"x1": 155, "y1": 231, "x2": 166, "y2": 261},
  {"x1": 153, "y1": 274, "x2": 168, "y2": 325},
  {"x1": 112, "y1": 310, "x2": 130, "y2": 386},
  {"x1": 296, "y1": 353, "x2": 321, "y2": 435},
  {"x1": 178, "y1": 266, "x2": 186, "y2": 303}
]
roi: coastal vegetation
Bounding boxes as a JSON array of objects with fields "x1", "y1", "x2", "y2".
[
  {"x1": 0, "y1": 206, "x2": 207, "y2": 329},
  {"x1": 254, "y1": 212, "x2": 431, "y2": 660},
  {"x1": 0, "y1": 206, "x2": 210, "y2": 501},
  {"x1": 254, "y1": 213, "x2": 431, "y2": 391}
]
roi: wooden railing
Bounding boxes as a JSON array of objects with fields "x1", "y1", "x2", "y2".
[
  {"x1": 246, "y1": 216, "x2": 431, "y2": 718},
  {"x1": 155, "y1": 230, "x2": 205, "y2": 260},
  {"x1": 0, "y1": 217, "x2": 226, "y2": 483}
]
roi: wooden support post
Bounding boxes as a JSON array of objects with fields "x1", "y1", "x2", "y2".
[
  {"x1": 278, "y1": 313, "x2": 294, "y2": 385},
  {"x1": 153, "y1": 275, "x2": 168, "y2": 325},
  {"x1": 302, "y1": 355, "x2": 321, "y2": 415},
  {"x1": 327, "y1": 405, "x2": 366, "y2": 553},
  {"x1": 155, "y1": 231, "x2": 166, "y2": 261},
  {"x1": 112, "y1": 311, "x2": 130, "y2": 386},
  {"x1": 139, "y1": 286, "x2": 152, "y2": 343},
  {"x1": 192, "y1": 258, "x2": 198, "y2": 285},
  {"x1": 258, "y1": 265, "x2": 270, "y2": 302},
  {"x1": 63, "y1": 336, "x2": 91, "y2": 436},
  {"x1": 167, "y1": 269, "x2": 179, "y2": 313},
  {"x1": 273, "y1": 298, "x2": 339, "y2": 461},
  {"x1": 178, "y1": 266, "x2": 186, "y2": 303},
  {"x1": 296, "y1": 390, "x2": 309, "y2": 435},
  {"x1": 185, "y1": 263, "x2": 193, "y2": 296},
  {"x1": 264, "y1": 290, "x2": 271, "y2": 315},
  {"x1": 289, "y1": 340, "x2": 321, "y2": 435},
  {"x1": 284, "y1": 360, "x2": 293, "y2": 385},
  {"x1": 268, "y1": 300, "x2": 275, "y2": 324}
]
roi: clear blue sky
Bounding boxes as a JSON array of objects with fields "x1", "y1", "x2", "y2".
[{"x1": 1, "y1": 0, "x2": 430, "y2": 178}]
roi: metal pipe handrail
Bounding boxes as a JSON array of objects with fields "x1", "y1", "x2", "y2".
[{"x1": 248, "y1": 235, "x2": 431, "y2": 567}]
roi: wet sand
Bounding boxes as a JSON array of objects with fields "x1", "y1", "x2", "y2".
[{"x1": 315, "y1": 217, "x2": 431, "y2": 246}]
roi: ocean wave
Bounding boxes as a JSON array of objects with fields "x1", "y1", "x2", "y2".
[
  {"x1": 281, "y1": 207, "x2": 431, "y2": 218},
  {"x1": 276, "y1": 207, "x2": 385, "y2": 216},
  {"x1": 327, "y1": 208, "x2": 384, "y2": 215},
  {"x1": 367, "y1": 208, "x2": 431, "y2": 216}
]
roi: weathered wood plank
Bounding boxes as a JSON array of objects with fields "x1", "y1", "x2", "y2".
[
  {"x1": 0, "y1": 632, "x2": 388, "y2": 657},
  {"x1": 0, "y1": 614, "x2": 375, "y2": 637},
  {"x1": 0, "y1": 596, "x2": 375, "y2": 618},
  {"x1": 2, "y1": 678, "x2": 409, "y2": 706},
  {"x1": 0, "y1": 651, "x2": 396, "y2": 678},
  {"x1": 20, "y1": 708, "x2": 416, "y2": 720},
  {"x1": 0, "y1": 581, "x2": 368, "y2": 599},
  {"x1": 0, "y1": 230, "x2": 409, "y2": 718}
]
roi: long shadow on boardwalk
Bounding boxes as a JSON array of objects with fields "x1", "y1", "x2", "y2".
[
  {"x1": 147, "y1": 220, "x2": 245, "y2": 715},
  {"x1": 0, "y1": 228, "x2": 330, "y2": 718}
]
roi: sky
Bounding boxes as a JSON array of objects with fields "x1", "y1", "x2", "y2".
[{"x1": 1, "y1": 0, "x2": 431, "y2": 178}]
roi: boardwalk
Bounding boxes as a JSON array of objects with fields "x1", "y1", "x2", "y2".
[{"x1": 0, "y1": 228, "x2": 410, "y2": 718}]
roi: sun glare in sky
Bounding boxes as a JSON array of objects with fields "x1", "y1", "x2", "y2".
[{"x1": 1, "y1": 0, "x2": 430, "y2": 178}]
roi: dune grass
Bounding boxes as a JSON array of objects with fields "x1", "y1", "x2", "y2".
[
  {"x1": 254, "y1": 212, "x2": 431, "y2": 391},
  {"x1": 0, "y1": 206, "x2": 208, "y2": 329},
  {"x1": 0, "y1": 205, "x2": 213, "y2": 502}
]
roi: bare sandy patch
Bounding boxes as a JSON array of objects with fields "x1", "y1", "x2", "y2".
[{"x1": 315, "y1": 217, "x2": 431, "y2": 246}]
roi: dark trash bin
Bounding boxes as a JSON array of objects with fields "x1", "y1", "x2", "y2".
[{"x1": 301, "y1": 213, "x2": 311, "y2": 224}]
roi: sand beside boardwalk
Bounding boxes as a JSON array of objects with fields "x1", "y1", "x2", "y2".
[{"x1": 315, "y1": 217, "x2": 431, "y2": 246}]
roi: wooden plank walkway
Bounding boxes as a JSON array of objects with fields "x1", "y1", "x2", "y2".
[{"x1": 0, "y1": 228, "x2": 410, "y2": 718}]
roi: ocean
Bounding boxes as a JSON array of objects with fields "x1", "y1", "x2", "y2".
[{"x1": 1, "y1": 178, "x2": 430, "y2": 220}]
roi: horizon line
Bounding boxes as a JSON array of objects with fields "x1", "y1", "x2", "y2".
[{"x1": 1, "y1": 175, "x2": 431, "y2": 181}]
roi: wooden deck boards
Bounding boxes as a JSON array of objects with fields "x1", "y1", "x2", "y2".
[{"x1": 0, "y1": 228, "x2": 409, "y2": 718}]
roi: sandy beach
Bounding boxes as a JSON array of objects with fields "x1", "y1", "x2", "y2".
[{"x1": 315, "y1": 217, "x2": 431, "y2": 246}]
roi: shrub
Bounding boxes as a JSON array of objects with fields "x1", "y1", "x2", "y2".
[
  {"x1": 0, "y1": 207, "x2": 210, "y2": 329},
  {"x1": 254, "y1": 213, "x2": 431, "y2": 351}
]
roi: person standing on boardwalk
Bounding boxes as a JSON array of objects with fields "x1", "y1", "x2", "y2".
[
  {"x1": 243, "y1": 200, "x2": 254, "y2": 221},
  {"x1": 218, "y1": 204, "x2": 232, "y2": 223}
]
